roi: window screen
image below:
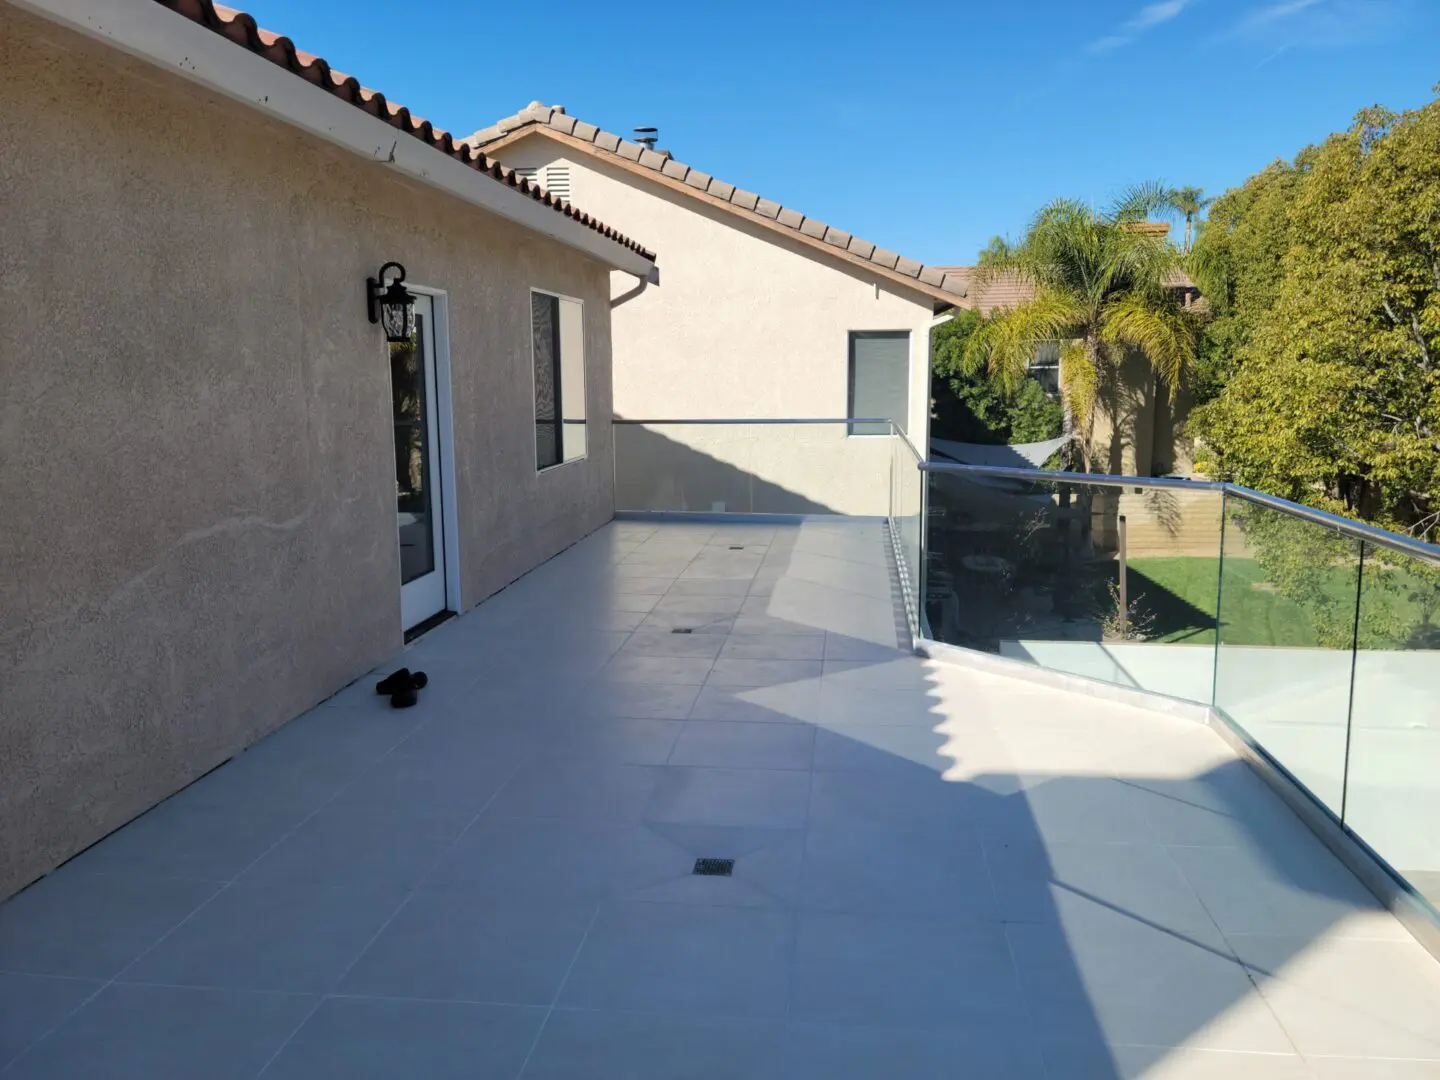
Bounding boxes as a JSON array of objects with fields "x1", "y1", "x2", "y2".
[
  {"x1": 533, "y1": 291, "x2": 586, "y2": 470},
  {"x1": 848, "y1": 331, "x2": 910, "y2": 436}
]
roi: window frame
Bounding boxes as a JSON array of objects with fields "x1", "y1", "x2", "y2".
[
  {"x1": 846, "y1": 329, "x2": 911, "y2": 438},
  {"x1": 529, "y1": 287, "x2": 588, "y2": 474}
]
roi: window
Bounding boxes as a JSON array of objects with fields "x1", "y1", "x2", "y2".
[
  {"x1": 848, "y1": 331, "x2": 910, "y2": 436},
  {"x1": 1030, "y1": 341, "x2": 1061, "y2": 398},
  {"x1": 532, "y1": 290, "x2": 586, "y2": 470}
]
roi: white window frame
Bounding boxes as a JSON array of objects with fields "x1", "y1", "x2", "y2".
[{"x1": 529, "y1": 286, "x2": 588, "y2": 473}]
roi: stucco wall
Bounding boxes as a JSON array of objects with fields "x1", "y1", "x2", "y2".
[
  {"x1": 496, "y1": 137, "x2": 937, "y2": 514},
  {"x1": 0, "y1": 7, "x2": 618, "y2": 898}
]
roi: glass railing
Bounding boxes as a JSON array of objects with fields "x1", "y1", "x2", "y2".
[{"x1": 919, "y1": 459, "x2": 1440, "y2": 916}]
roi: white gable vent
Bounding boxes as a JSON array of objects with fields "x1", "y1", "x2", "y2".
[{"x1": 513, "y1": 165, "x2": 571, "y2": 203}]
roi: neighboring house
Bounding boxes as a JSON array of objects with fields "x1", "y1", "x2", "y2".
[
  {"x1": 937, "y1": 257, "x2": 1206, "y2": 478},
  {"x1": 468, "y1": 103, "x2": 970, "y2": 514},
  {"x1": 0, "y1": 0, "x2": 654, "y2": 898}
]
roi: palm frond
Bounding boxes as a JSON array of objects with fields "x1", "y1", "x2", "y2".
[
  {"x1": 962, "y1": 290, "x2": 1085, "y2": 394},
  {"x1": 1057, "y1": 339, "x2": 1093, "y2": 432},
  {"x1": 1099, "y1": 294, "x2": 1197, "y2": 387},
  {"x1": 1112, "y1": 181, "x2": 1173, "y2": 222}
]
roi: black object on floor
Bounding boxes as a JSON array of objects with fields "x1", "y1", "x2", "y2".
[
  {"x1": 390, "y1": 686, "x2": 419, "y2": 709},
  {"x1": 692, "y1": 858, "x2": 735, "y2": 877},
  {"x1": 375, "y1": 668, "x2": 412, "y2": 695}
]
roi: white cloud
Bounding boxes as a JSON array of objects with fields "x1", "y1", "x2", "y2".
[
  {"x1": 1086, "y1": 0, "x2": 1194, "y2": 53},
  {"x1": 1225, "y1": 0, "x2": 1407, "y2": 48}
]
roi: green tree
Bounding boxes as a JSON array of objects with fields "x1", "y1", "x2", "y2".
[
  {"x1": 962, "y1": 188, "x2": 1199, "y2": 471},
  {"x1": 1166, "y1": 185, "x2": 1211, "y2": 252},
  {"x1": 1191, "y1": 98, "x2": 1440, "y2": 540},
  {"x1": 931, "y1": 309, "x2": 1064, "y2": 446}
]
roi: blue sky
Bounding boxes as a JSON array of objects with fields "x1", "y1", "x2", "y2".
[{"x1": 241, "y1": 0, "x2": 1437, "y2": 266}]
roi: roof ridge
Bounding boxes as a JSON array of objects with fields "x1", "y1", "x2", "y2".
[
  {"x1": 150, "y1": 10, "x2": 653, "y2": 261},
  {"x1": 467, "y1": 102, "x2": 966, "y2": 301}
]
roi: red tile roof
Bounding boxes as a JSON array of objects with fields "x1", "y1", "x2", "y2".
[
  {"x1": 154, "y1": 1, "x2": 654, "y2": 261},
  {"x1": 935, "y1": 266, "x2": 1203, "y2": 317}
]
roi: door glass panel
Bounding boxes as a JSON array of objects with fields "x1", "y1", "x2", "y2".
[
  {"x1": 391, "y1": 312, "x2": 435, "y2": 585},
  {"x1": 533, "y1": 293, "x2": 560, "y2": 469}
]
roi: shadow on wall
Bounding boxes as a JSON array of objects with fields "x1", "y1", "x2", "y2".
[{"x1": 613, "y1": 421, "x2": 842, "y2": 516}]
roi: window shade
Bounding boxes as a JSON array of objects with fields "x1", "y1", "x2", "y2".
[{"x1": 848, "y1": 331, "x2": 910, "y2": 436}]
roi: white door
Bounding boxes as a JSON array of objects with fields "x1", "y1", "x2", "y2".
[{"x1": 390, "y1": 293, "x2": 448, "y2": 629}]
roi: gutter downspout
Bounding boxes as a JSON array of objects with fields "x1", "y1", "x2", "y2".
[{"x1": 612, "y1": 264, "x2": 659, "y2": 308}]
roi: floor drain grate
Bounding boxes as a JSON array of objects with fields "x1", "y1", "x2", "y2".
[
  {"x1": 728, "y1": 545, "x2": 745, "y2": 550},
  {"x1": 671, "y1": 628, "x2": 694, "y2": 634},
  {"x1": 693, "y1": 858, "x2": 735, "y2": 877}
]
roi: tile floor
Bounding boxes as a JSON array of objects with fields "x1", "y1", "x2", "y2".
[{"x1": 3, "y1": 518, "x2": 1440, "y2": 1078}]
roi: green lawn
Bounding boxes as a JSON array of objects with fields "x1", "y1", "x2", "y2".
[{"x1": 1122, "y1": 555, "x2": 1430, "y2": 647}]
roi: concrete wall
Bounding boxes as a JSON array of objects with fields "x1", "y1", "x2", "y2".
[
  {"x1": 494, "y1": 137, "x2": 936, "y2": 497},
  {"x1": 0, "y1": 7, "x2": 618, "y2": 898}
]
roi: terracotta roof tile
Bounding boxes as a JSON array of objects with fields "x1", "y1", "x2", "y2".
[
  {"x1": 469, "y1": 103, "x2": 964, "y2": 302},
  {"x1": 152, "y1": 4, "x2": 653, "y2": 261},
  {"x1": 936, "y1": 264, "x2": 1203, "y2": 316}
]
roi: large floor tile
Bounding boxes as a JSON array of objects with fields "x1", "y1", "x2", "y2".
[
  {"x1": 789, "y1": 911, "x2": 1029, "y2": 1033},
  {"x1": 559, "y1": 901, "x2": 793, "y2": 1017},
  {"x1": 668, "y1": 721, "x2": 815, "y2": 770},
  {"x1": 707, "y1": 659, "x2": 824, "y2": 687},
  {"x1": 0, "y1": 973, "x2": 101, "y2": 1070},
  {"x1": 631, "y1": 824, "x2": 804, "y2": 908},
  {"x1": 1228, "y1": 934, "x2": 1440, "y2": 1059},
  {"x1": 979, "y1": 776, "x2": 1160, "y2": 846},
  {"x1": 577, "y1": 681, "x2": 702, "y2": 719},
  {"x1": 3, "y1": 983, "x2": 316, "y2": 1080},
  {"x1": 325, "y1": 753, "x2": 520, "y2": 815},
  {"x1": 0, "y1": 874, "x2": 219, "y2": 979},
  {"x1": 485, "y1": 758, "x2": 660, "y2": 823},
  {"x1": 1166, "y1": 843, "x2": 1404, "y2": 940},
  {"x1": 760, "y1": 1021, "x2": 1046, "y2": 1080},
  {"x1": 123, "y1": 882, "x2": 406, "y2": 993},
  {"x1": 812, "y1": 723, "x2": 959, "y2": 775},
  {"x1": 543, "y1": 717, "x2": 684, "y2": 765},
  {"x1": 423, "y1": 818, "x2": 687, "y2": 900},
  {"x1": 522, "y1": 1008, "x2": 777, "y2": 1080},
  {"x1": 599, "y1": 654, "x2": 716, "y2": 685},
  {"x1": 988, "y1": 839, "x2": 1221, "y2": 932},
  {"x1": 808, "y1": 769, "x2": 981, "y2": 831},
  {"x1": 238, "y1": 809, "x2": 472, "y2": 889},
  {"x1": 719, "y1": 633, "x2": 826, "y2": 660},
  {"x1": 799, "y1": 819, "x2": 995, "y2": 917},
  {"x1": 647, "y1": 767, "x2": 811, "y2": 828},
  {"x1": 1007, "y1": 903, "x2": 1290, "y2": 1052},
  {"x1": 58, "y1": 799, "x2": 305, "y2": 883},
  {"x1": 620, "y1": 632, "x2": 728, "y2": 659},
  {"x1": 339, "y1": 893, "x2": 595, "y2": 1004},
  {"x1": 263, "y1": 997, "x2": 545, "y2": 1080},
  {"x1": 688, "y1": 684, "x2": 820, "y2": 724},
  {"x1": 1046, "y1": 1043, "x2": 1316, "y2": 1080}
]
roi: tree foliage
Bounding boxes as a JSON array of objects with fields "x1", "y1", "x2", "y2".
[
  {"x1": 930, "y1": 309, "x2": 1063, "y2": 446},
  {"x1": 961, "y1": 188, "x2": 1199, "y2": 469},
  {"x1": 1191, "y1": 98, "x2": 1440, "y2": 540}
]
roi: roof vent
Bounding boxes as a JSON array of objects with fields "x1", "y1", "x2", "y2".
[{"x1": 634, "y1": 126, "x2": 658, "y2": 150}]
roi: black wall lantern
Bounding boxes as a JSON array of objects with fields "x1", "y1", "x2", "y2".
[{"x1": 367, "y1": 261, "x2": 416, "y2": 343}]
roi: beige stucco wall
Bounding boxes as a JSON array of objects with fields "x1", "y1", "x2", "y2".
[
  {"x1": 495, "y1": 136, "x2": 938, "y2": 514},
  {"x1": 0, "y1": 7, "x2": 619, "y2": 898}
]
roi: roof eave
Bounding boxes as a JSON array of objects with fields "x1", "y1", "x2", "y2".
[
  {"x1": 13, "y1": 0, "x2": 656, "y2": 277},
  {"x1": 482, "y1": 124, "x2": 968, "y2": 308}
]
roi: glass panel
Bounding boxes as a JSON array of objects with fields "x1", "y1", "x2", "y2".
[
  {"x1": 922, "y1": 469, "x2": 1221, "y2": 704},
  {"x1": 613, "y1": 422, "x2": 892, "y2": 516},
  {"x1": 848, "y1": 331, "x2": 909, "y2": 436},
  {"x1": 1213, "y1": 495, "x2": 1361, "y2": 816},
  {"x1": 1343, "y1": 541, "x2": 1440, "y2": 912},
  {"x1": 891, "y1": 434, "x2": 924, "y2": 630},
  {"x1": 532, "y1": 292, "x2": 560, "y2": 469},
  {"x1": 390, "y1": 312, "x2": 434, "y2": 585},
  {"x1": 559, "y1": 297, "x2": 586, "y2": 461}
]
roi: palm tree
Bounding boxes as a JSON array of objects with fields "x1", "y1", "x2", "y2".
[
  {"x1": 1167, "y1": 185, "x2": 1211, "y2": 252},
  {"x1": 963, "y1": 186, "x2": 1198, "y2": 472}
]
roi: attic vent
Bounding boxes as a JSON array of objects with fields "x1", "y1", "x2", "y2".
[
  {"x1": 543, "y1": 164, "x2": 571, "y2": 202},
  {"x1": 513, "y1": 165, "x2": 571, "y2": 203}
]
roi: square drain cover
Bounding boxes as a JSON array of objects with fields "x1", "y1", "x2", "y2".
[
  {"x1": 671, "y1": 627, "x2": 694, "y2": 634},
  {"x1": 693, "y1": 858, "x2": 735, "y2": 877},
  {"x1": 729, "y1": 545, "x2": 745, "y2": 550}
]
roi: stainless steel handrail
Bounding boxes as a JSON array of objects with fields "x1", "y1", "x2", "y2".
[
  {"x1": 613, "y1": 417, "x2": 892, "y2": 426},
  {"x1": 919, "y1": 459, "x2": 1227, "y2": 492},
  {"x1": 1226, "y1": 485, "x2": 1440, "y2": 563},
  {"x1": 920, "y1": 460, "x2": 1438, "y2": 561}
]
